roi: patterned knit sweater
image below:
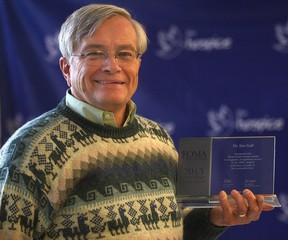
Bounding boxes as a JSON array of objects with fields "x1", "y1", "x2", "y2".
[{"x1": 0, "y1": 99, "x2": 226, "y2": 239}]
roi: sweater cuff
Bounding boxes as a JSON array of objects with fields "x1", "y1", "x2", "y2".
[{"x1": 183, "y1": 208, "x2": 227, "y2": 240}]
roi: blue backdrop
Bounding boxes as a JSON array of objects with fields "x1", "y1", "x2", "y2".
[{"x1": 1, "y1": 0, "x2": 288, "y2": 239}]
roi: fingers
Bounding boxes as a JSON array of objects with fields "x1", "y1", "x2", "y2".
[
  {"x1": 232, "y1": 189, "x2": 274, "y2": 222},
  {"x1": 217, "y1": 190, "x2": 235, "y2": 225},
  {"x1": 213, "y1": 189, "x2": 275, "y2": 227},
  {"x1": 210, "y1": 191, "x2": 228, "y2": 226},
  {"x1": 218, "y1": 190, "x2": 229, "y2": 211},
  {"x1": 231, "y1": 189, "x2": 249, "y2": 217},
  {"x1": 241, "y1": 189, "x2": 274, "y2": 211},
  {"x1": 262, "y1": 203, "x2": 275, "y2": 211},
  {"x1": 242, "y1": 189, "x2": 263, "y2": 221}
]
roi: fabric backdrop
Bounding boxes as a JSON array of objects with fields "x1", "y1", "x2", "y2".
[{"x1": 1, "y1": 0, "x2": 288, "y2": 239}]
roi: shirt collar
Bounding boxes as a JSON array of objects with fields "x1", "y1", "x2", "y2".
[{"x1": 65, "y1": 89, "x2": 136, "y2": 127}]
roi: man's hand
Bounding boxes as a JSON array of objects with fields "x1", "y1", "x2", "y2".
[{"x1": 210, "y1": 189, "x2": 275, "y2": 226}]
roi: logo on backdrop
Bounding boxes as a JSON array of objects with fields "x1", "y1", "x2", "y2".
[
  {"x1": 45, "y1": 31, "x2": 61, "y2": 64},
  {"x1": 158, "y1": 120, "x2": 176, "y2": 136},
  {"x1": 207, "y1": 105, "x2": 285, "y2": 136},
  {"x1": 156, "y1": 25, "x2": 233, "y2": 60},
  {"x1": 273, "y1": 20, "x2": 288, "y2": 53},
  {"x1": 277, "y1": 192, "x2": 288, "y2": 224}
]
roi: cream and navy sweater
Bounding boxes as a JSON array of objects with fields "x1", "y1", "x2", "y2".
[{"x1": 0, "y1": 99, "x2": 226, "y2": 239}]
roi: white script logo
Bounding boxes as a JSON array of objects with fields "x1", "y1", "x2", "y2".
[
  {"x1": 159, "y1": 121, "x2": 176, "y2": 136},
  {"x1": 156, "y1": 25, "x2": 233, "y2": 60},
  {"x1": 44, "y1": 31, "x2": 60, "y2": 64},
  {"x1": 273, "y1": 20, "x2": 288, "y2": 53},
  {"x1": 277, "y1": 192, "x2": 288, "y2": 224},
  {"x1": 207, "y1": 105, "x2": 285, "y2": 136}
]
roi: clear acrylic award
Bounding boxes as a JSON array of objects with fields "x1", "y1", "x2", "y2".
[{"x1": 176, "y1": 136, "x2": 281, "y2": 208}]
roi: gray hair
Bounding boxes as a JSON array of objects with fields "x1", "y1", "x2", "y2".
[{"x1": 58, "y1": 4, "x2": 148, "y2": 58}]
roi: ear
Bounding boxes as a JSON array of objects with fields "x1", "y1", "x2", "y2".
[{"x1": 59, "y1": 57, "x2": 71, "y2": 87}]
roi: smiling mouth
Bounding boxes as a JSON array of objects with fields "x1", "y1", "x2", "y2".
[{"x1": 96, "y1": 80, "x2": 125, "y2": 85}]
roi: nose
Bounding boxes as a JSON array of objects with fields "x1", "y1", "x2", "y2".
[{"x1": 101, "y1": 54, "x2": 121, "y2": 73}]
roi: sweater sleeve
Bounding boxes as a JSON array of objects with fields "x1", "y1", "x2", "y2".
[
  {"x1": 0, "y1": 123, "x2": 53, "y2": 239},
  {"x1": 183, "y1": 208, "x2": 227, "y2": 240}
]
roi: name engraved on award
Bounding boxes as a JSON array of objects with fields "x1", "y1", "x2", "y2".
[{"x1": 210, "y1": 137, "x2": 275, "y2": 195}]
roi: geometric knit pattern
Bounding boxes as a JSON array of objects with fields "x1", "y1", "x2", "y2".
[
  {"x1": 0, "y1": 98, "x2": 183, "y2": 239},
  {"x1": 0, "y1": 98, "x2": 228, "y2": 240}
]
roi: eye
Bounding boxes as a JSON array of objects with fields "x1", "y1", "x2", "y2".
[
  {"x1": 117, "y1": 50, "x2": 135, "y2": 59},
  {"x1": 83, "y1": 51, "x2": 105, "y2": 58}
]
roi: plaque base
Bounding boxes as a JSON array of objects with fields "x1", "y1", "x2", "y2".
[{"x1": 177, "y1": 194, "x2": 281, "y2": 208}]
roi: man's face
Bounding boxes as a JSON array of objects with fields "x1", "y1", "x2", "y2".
[{"x1": 61, "y1": 16, "x2": 141, "y2": 113}]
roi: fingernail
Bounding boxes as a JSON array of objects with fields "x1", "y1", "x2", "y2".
[
  {"x1": 231, "y1": 189, "x2": 238, "y2": 195},
  {"x1": 243, "y1": 189, "x2": 251, "y2": 194},
  {"x1": 220, "y1": 190, "x2": 227, "y2": 199}
]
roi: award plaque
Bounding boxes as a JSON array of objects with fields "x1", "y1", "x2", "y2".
[{"x1": 176, "y1": 136, "x2": 281, "y2": 208}]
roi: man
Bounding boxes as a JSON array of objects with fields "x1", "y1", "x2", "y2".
[{"x1": 0, "y1": 4, "x2": 273, "y2": 239}]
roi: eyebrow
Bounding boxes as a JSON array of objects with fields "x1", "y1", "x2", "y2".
[{"x1": 81, "y1": 44, "x2": 137, "y2": 51}]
